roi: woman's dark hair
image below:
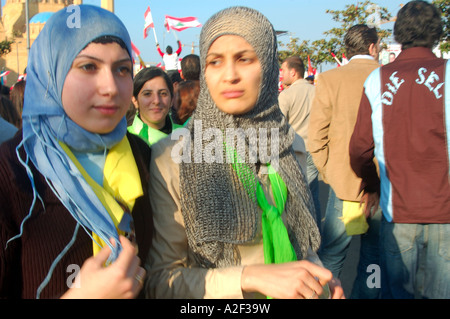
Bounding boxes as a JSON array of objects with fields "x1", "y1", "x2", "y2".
[
  {"x1": 394, "y1": 1, "x2": 443, "y2": 50},
  {"x1": 91, "y1": 35, "x2": 128, "y2": 50},
  {"x1": 10, "y1": 80, "x2": 25, "y2": 119},
  {"x1": 0, "y1": 95, "x2": 21, "y2": 128},
  {"x1": 133, "y1": 66, "x2": 174, "y2": 99},
  {"x1": 175, "y1": 80, "x2": 199, "y2": 124},
  {"x1": 167, "y1": 70, "x2": 182, "y2": 85}
]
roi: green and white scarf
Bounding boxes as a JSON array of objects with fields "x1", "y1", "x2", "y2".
[{"x1": 179, "y1": 6, "x2": 320, "y2": 268}]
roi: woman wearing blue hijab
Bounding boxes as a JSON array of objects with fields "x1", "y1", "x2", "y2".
[{"x1": 0, "y1": 5, "x2": 153, "y2": 298}]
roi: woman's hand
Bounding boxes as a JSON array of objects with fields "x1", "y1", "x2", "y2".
[
  {"x1": 328, "y1": 276, "x2": 345, "y2": 299},
  {"x1": 61, "y1": 235, "x2": 146, "y2": 299},
  {"x1": 241, "y1": 260, "x2": 345, "y2": 299}
]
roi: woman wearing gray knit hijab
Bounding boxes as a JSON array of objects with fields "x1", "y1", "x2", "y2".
[{"x1": 146, "y1": 6, "x2": 344, "y2": 299}]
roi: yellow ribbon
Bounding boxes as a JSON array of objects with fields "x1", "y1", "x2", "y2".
[
  {"x1": 60, "y1": 136, "x2": 143, "y2": 255},
  {"x1": 340, "y1": 201, "x2": 369, "y2": 236}
]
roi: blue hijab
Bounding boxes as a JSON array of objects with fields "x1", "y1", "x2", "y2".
[{"x1": 15, "y1": 5, "x2": 132, "y2": 296}]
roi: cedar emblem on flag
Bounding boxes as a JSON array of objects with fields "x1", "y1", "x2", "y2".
[
  {"x1": 143, "y1": 6, "x2": 155, "y2": 39},
  {"x1": 164, "y1": 15, "x2": 202, "y2": 32}
]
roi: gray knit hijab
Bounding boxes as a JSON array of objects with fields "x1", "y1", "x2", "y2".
[{"x1": 179, "y1": 6, "x2": 320, "y2": 268}]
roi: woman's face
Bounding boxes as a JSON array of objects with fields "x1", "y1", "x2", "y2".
[
  {"x1": 61, "y1": 42, "x2": 133, "y2": 134},
  {"x1": 132, "y1": 76, "x2": 172, "y2": 130},
  {"x1": 205, "y1": 35, "x2": 262, "y2": 115}
]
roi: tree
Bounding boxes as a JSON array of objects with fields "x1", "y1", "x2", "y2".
[
  {"x1": 278, "y1": 1, "x2": 392, "y2": 69},
  {"x1": 315, "y1": 2, "x2": 391, "y2": 63},
  {"x1": 278, "y1": 37, "x2": 313, "y2": 67},
  {"x1": 433, "y1": 0, "x2": 450, "y2": 53},
  {"x1": 0, "y1": 39, "x2": 13, "y2": 57}
]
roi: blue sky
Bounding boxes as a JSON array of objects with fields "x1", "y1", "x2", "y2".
[{"x1": 2, "y1": 0, "x2": 410, "y2": 65}]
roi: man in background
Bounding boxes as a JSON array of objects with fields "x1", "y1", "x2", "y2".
[
  {"x1": 157, "y1": 40, "x2": 182, "y2": 72},
  {"x1": 278, "y1": 56, "x2": 320, "y2": 228},
  {"x1": 350, "y1": 1, "x2": 450, "y2": 299},
  {"x1": 308, "y1": 24, "x2": 381, "y2": 298},
  {"x1": 180, "y1": 54, "x2": 200, "y2": 81}
]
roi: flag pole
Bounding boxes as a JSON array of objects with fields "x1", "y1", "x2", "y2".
[
  {"x1": 153, "y1": 27, "x2": 158, "y2": 44},
  {"x1": 330, "y1": 52, "x2": 342, "y2": 66},
  {"x1": 171, "y1": 29, "x2": 179, "y2": 42},
  {"x1": 138, "y1": 55, "x2": 146, "y2": 69}
]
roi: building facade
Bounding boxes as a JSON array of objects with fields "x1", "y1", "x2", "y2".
[{"x1": 0, "y1": 0, "x2": 114, "y2": 86}]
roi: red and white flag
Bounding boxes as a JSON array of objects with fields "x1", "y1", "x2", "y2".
[
  {"x1": 330, "y1": 52, "x2": 342, "y2": 66},
  {"x1": 131, "y1": 41, "x2": 141, "y2": 58},
  {"x1": 131, "y1": 41, "x2": 146, "y2": 68},
  {"x1": 165, "y1": 15, "x2": 202, "y2": 32},
  {"x1": 307, "y1": 55, "x2": 316, "y2": 76},
  {"x1": 143, "y1": 6, "x2": 155, "y2": 39},
  {"x1": 0, "y1": 71, "x2": 10, "y2": 78},
  {"x1": 342, "y1": 53, "x2": 349, "y2": 65}
]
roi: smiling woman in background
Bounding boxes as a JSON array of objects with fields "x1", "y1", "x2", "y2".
[{"x1": 128, "y1": 67, "x2": 184, "y2": 146}]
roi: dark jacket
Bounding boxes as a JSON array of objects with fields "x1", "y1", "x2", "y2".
[
  {"x1": 350, "y1": 47, "x2": 450, "y2": 223},
  {"x1": 0, "y1": 131, "x2": 153, "y2": 298}
]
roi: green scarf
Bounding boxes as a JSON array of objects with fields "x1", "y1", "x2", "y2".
[
  {"x1": 228, "y1": 146, "x2": 296, "y2": 265},
  {"x1": 128, "y1": 114, "x2": 183, "y2": 146},
  {"x1": 257, "y1": 165, "x2": 297, "y2": 264}
]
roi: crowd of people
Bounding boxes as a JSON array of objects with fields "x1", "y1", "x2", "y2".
[{"x1": 0, "y1": 1, "x2": 448, "y2": 300}]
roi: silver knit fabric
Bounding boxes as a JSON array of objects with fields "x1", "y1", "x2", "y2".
[{"x1": 179, "y1": 6, "x2": 320, "y2": 268}]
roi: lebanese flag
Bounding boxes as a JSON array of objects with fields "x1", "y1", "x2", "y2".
[
  {"x1": 131, "y1": 42, "x2": 146, "y2": 68},
  {"x1": 330, "y1": 52, "x2": 342, "y2": 67},
  {"x1": 143, "y1": 6, "x2": 155, "y2": 39},
  {"x1": 307, "y1": 55, "x2": 316, "y2": 76},
  {"x1": 165, "y1": 15, "x2": 202, "y2": 32},
  {"x1": 131, "y1": 41, "x2": 141, "y2": 58},
  {"x1": 342, "y1": 53, "x2": 349, "y2": 65}
]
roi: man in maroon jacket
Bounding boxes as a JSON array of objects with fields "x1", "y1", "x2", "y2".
[{"x1": 350, "y1": 1, "x2": 450, "y2": 299}]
